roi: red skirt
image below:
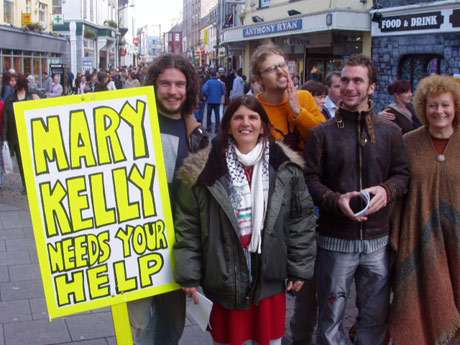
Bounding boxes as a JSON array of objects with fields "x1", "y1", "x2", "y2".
[{"x1": 210, "y1": 292, "x2": 286, "y2": 345}]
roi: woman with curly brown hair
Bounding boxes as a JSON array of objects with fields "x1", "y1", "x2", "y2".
[{"x1": 390, "y1": 75, "x2": 460, "y2": 345}]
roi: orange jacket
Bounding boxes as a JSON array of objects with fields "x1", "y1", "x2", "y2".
[{"x1": 257, "y1": 90, "x2": 326, "y2": 150}]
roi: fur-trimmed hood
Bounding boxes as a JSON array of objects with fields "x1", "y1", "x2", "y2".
[{"x1": 177, "y1": 141, "x2": 305, "y2": 187}]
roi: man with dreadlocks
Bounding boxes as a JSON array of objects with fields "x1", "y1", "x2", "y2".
[{"x1": 304, "y1": 55, "x2": 409, "y2": 345}]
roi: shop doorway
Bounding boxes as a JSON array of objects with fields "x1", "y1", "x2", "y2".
[
  {"x1": 305, "y1": 48, "x2": 343, "y2": 83},
  {"x1": 398, "y1": 54, "x2": 445, "y2": 90}
]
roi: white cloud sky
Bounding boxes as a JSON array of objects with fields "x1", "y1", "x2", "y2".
[{"x1": 134, "y1": 0, "x2": 183, "y2": 33}]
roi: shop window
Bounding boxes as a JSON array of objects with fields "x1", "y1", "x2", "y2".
[
  {"x1": 306, "y1": 57, "x2": 343, "y2": 82},
  {"x1": 33, "y1": 58, "x2": 41, "y2": 78},
  {"x1": 52, "y1": 0, "x2": 62, "y2": 15},
  {"x1": 41, "y1": 58, "x2": 48, "y2": 75},
  {"x1": 84, "y1": 39, "x2": 95, "y2": 58},
  {"x1": 3, "y1": 56, "x2": 12, "y2": 71},
  {"x1": 259, "y1": 0, "x2": 270, "y2": 9},
  {"x1": 24, "y1": 57, "x2": 32, "y2": 75},
  {"x1": 14, "y1": 56, "x2": 22, "y2": 74},
  {"x1": 3, "y1": 0, "x2": 14, "y2": 24},
  {"x1": 398, "y1": 54, "x2": 445, "y2": 90}
]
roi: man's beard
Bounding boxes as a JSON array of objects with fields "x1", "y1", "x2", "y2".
[{"x1": 156, "y1": 100, "x2": 184, "y2": 116}]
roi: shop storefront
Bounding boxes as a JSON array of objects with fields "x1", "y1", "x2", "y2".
[
  {"x1": 0, "y1": 25, "x2": 68, "y2": 85},
  {"x1": 53, "y1": 21, "x2": 117, "y2": 73},
  {"x1": 221, "y1": 10, "x2": 371, "y2": 83},
  {"x1": 371, "y1": 0, "x2": 460, "y2": 110}
]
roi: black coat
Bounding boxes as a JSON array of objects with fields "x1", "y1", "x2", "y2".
[{"x1": 304, "y1": 107, "x2": 409, "y2": 240}]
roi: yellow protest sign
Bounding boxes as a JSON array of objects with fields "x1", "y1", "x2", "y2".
[{"x1": 14, "y1": 87, "x2": 179, "y2": 321}]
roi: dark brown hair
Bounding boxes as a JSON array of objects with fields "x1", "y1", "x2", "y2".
[
  {"x1": 344, "y1": 54, "x2": 377, "y2": 84},
  {"x1": 15, "y1": 73, "x2": 28, "y2": 91},
  {"x1": 301, "y1": 80, "x2": 328, "y2": 96},
  {"x1": 144, "y1": 53, "x2": 199, "y2": 116},
  {"x1": 387, "y1": 80, "x2": 411, "y2": 95},
  {"x1": 219, "y1": 95, "x2": 273, "y2": 150}
]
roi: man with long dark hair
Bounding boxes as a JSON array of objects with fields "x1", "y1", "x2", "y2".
[{"x1": 127, "y1": 53, "x2": 207, "y2": 345}]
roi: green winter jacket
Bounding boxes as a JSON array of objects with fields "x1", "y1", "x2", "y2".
[{"x1": 173, "y1": 141, "x2": 316, "y2": 310}]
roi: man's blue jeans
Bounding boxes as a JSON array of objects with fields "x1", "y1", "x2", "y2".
[
  {"x1": 316, "y1": 246, "x2": 390, "y2": 345},
  {"x1": 128, "y1": 290, "x2": 185, "y2": 345}
]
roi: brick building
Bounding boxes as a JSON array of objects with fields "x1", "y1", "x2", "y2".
[{"x1": 371, "y1": 0, "x2": 460, "y2": 110}]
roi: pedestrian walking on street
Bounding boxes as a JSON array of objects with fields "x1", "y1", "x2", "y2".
[
  {"x1": 45, "y1": 73, "x2": 63, "y2": 98},
  {"x1": 94, "y1": 71, "x2": 109, "y2": 92},
  {"x1": 251, "y1": 44, "x2": 325, "y2": 152},
  {"x1": 78, "y1": 75, "x2": 90, "y2": 94},
  {"x1": 174, "y1": 95, "x2": 316, "y2": 345},
  {"x1": 124, "y1": 71, "x2": 141, "y2": 88},
  {"x1": 1, "y1": 71, "x2": 16, "y2": 102},
  {"x1": 41, "y1": 71, "x2": 52, "y2": 94},
  {"x1": 230, "y1": 68, "x2": 245, "y2": 100},
  {"x1": 3, "y1": 73, "x2": 40, "y2": 193},
  {"x1": 304, "y1": 55, "x2": 409, "y2": 345},
  {"x1": 390, "y1": 75, "x2": 460, "y2": 345},
  {"x1": 202, "y1": 69, "x2": 225, "y2": 132},
  {"x1": 323, "y1": 71, "x2": 342, "y2": 119},
  {"x1": 127, "y1": 53, "x2": 208, "y2": 345}
]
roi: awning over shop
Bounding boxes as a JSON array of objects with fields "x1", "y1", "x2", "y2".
[
  {"x1": 222, "y1": 10, "x2": 370, "y2": 44},
  {"x1": 0, "y1": 25, "x2": 68, "y2": 53}
]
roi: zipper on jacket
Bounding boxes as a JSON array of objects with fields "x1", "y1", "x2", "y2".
[
  {"x1": 357, "y1": 113, "x2": 364, "y2": 241},
  {"x1": 233, "y1": 245, "x2": 239, "y2": 307}
]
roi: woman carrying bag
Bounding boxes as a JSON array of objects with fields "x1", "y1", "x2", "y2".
[{"x1": 174, "y1": 95, "x2": 317, "y2": 345}]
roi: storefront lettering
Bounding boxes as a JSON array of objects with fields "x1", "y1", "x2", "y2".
[
  {"x1": 379, "y1": 12, "x2": 443, "y2": 32},
  {"x1": 411, "y1": 15, "x2": 438, "y2": 27},
  {"x1": 243, "y1": 19, "x2": 302, "y2": 38}
]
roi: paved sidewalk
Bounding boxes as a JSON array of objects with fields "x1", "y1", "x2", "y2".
[
  {"x1": 0, "y1": 168, "x2": 356, "y2": 345},
  {"x1": 0, "y1": 168, "x2": 211, "y2": 345}
]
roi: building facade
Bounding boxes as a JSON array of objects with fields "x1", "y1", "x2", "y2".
[
  {"x1": 139, "y1": 24, "x2": 163, "y2": 64},
  {"x1": 118, "y1": 0, "x2": 137, "y2": 67},
  {"x1": 220, "y1": 0, "x2": 372, "y2": 82},
  {"x1": 164, "y1": 23, "x2": 184, "y2": 54},
  {"x1": 0, "y1": 0, "x2": 67, "y2": 85},
  {"x1": 371, "y1": 0, "x2": 460, "y2": 110},
  {"x1": 183, "y1": 0, "x2": 202, "y2": 63},
  {"x1": 198, "y1": 4, "x2": 218, "y2": 66},
  {"x1": 52, "y1": 0, "x2": 120, "y2": 73}
]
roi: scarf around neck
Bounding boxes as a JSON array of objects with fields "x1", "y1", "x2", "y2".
[{"x1": 226, "y1": 140, "x2": 269, "y2": 254}]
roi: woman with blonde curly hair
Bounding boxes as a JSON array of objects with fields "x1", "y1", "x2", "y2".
[{"x1": 390, "y1": 75, "x2": 460, "y2": 345}]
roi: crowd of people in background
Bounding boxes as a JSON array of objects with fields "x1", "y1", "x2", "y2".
[{"x1": 0, "y1": 46, "x2": 458, "y2": 345}]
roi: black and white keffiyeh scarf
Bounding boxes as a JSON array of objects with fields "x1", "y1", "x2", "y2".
[{"x1": 226, "y1": 140, "x2": 269, "y2": 254}]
